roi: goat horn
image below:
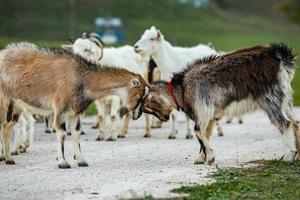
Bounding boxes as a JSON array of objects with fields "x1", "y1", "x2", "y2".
[
  {"x1": 61, "y1": 44, "x2": 73, "y2": 51},
  {"x1": 98, "y1": 44, "x2": 104, "y2": 60}
]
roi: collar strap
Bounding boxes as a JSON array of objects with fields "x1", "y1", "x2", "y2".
[{"x1": 167, "y1": 80, "x2": 180, "y2": 110}]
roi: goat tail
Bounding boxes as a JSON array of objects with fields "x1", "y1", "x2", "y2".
[{"x1": 269, "y1": 43, "x2": 296, "y2": 70}]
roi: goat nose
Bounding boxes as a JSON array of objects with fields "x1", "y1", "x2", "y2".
[{"x1": 134, "y1": 45, "x2": 139, "y2": 49}]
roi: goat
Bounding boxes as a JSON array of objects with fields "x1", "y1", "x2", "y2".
[
  {"x1": 0, "y1": 42, "x2": 148, "y2": 168},
  {"x1": 62, "y1": 33, "x2": 152, "y2": 140},
  {"x1": 134, "y1": 26, "x2": 218, "y2": 139},
  {"x1": 142, "y1": 43, "x2": 300, "y2": 164},
  {"x1": 44, "y1": 114, "x2": 85, "y2": 136},
  {"x1": 10, "y1": 113, "x2": 35, "y2": 155}
]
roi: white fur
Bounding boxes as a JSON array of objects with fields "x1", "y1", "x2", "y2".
[
  {"x1": 10, "y1": 113, "x2": 35, "y2": 154},
  {"x1": 281, "y1": 126, "x2": 297, "y2": 160},
  {"x1": 134, "y1": 26, "x2": 217, "y2": 138},
  {"x1": 134, "y1": 26, "x2": 217, "y2": 80}
]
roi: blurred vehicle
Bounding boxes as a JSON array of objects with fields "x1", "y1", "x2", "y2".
[{"x1": 94, "y1": 17, "x2": 124, "y2": 44}]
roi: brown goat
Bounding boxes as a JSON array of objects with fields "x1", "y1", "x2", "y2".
[
  {"x1": 142, "y1": 43, "x2": 300, "y2": 164},
  {"x1": 0, "y1": 42, "x2": 148, "y2": 168}
]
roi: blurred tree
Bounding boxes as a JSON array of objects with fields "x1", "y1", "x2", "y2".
[{"x1": 279, "y1": 0, "x2": 300, "y2": 24}]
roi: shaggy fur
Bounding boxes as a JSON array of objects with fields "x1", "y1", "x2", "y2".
[{"x1": 143, "y1": 43, "x2": 300, "y2": 164}]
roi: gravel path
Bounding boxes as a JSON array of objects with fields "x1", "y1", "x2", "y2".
[{"x1": 1, "y1": 108, "x2": 299, "y2": 200}]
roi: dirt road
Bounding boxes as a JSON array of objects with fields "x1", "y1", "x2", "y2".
[{"x1": 1, "y1": 108, "x2": 299, "y2": 200}]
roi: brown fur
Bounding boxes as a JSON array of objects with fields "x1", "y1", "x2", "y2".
[{"x1": 0, "y1": 43, "x2": 147, "y2": 167}]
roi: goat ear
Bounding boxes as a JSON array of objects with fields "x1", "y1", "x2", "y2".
[
  {"x1": 157, "y1": 30, "x2": 162, "y2": 40},
  {"x1": 150, "y1": 26, "x2": 156, "y2": 31},
  {"x1": 131, "y1": 79, "x2": 140, "y2": 87},
  {"x1": 61, "y1": 44, "x2": 73, "y2": 51}
]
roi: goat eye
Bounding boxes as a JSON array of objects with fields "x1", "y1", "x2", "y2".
[{"x1": 150, "y1": 38, "x2": 155, "y2": 41}]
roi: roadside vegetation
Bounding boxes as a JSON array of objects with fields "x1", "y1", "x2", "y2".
[
  {"x1": 133, "y1": 160, "x2": 300, "y2": 200},
  {"x1": 1, "y1": 0, "x2": 300, "y2": 108}
]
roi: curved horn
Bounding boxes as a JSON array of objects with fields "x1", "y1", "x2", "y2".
[
  {"x1": 97, "y1": 37, "x2": 105, "y2": 47},
  {"x1": 98, "y1": 44, "x2": 104, "y2": 60},
  {"x1": 88, "y1": 32, "x2": 105, "y2": 47},
  {"x1": 61, "y1": 44, "x2": 73, "y2": 51}
]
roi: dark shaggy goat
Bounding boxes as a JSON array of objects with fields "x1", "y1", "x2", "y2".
[{"x1": 142, "y1": 43, "x2": 300, "y2": 164}]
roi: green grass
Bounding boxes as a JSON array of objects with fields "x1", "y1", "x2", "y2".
[
  {"x1": 1, "y1": 0, "x2": 300, "y2": 106},
  {"x1": 170, "y1": 160, "x2": 300, "y2": 200}
]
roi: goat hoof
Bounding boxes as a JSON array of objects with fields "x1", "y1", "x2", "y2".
[
  {"x1": 45, "y1": 130, "x2": 52, "y2": 134},
  {"x1": 95, "y1": 136, "x2": 105, "y2": 141},
  {"x1": 19, "y1": 147, "x2": 27, "y2": 153},
  {"x1": 11, "y1": 151, "x2": 19, "y2": 155},
  {"x1": 151, "y1": 125, "x2": 162, "y2": 129},
  {"x1": 168, "y1": 135, "x2": 176, "y2": 139},
  {"x1": 105, "y1": 137, "x2": 116, "y2": 141},
  {"x1": 0, "y1": 156, "x2": 4, "y2": 162},
  {"x1": 80, "y1": 131, "x2": 86, "y2": 135},
  {"x1": 207, "y1": 157, "x2": 215, "y2": 165},
  {"x1": 238, "y1": 120, "x2": 243, "y2": 124},
  {"x1": 194, "y1": 159, "x2": 205, "y2": 165},
  {"x1": 117, "y1": 134, "x2": 126, "y2": 138},
  {"x1": 5, "y1": 159, "x2": 15, "y2": 165},
  {"x1": 58, "y1": 160, "x2": 71, "y2": 169},
  {"x1": 218, "y1": 132, "x2": 224, "y2": 137},
  {"x1": 67, "y1": 132, "x2": 71, "y2": 136},
  {"x1": 91, "y1": 124, "x2": 99, "y2": 129},
  {"x1": 226, "y1": 120, "x2": 232, "y2": 124},
  {"x1": 78, "y1": 161, "x2": 89, "y2": 167},
  {"x1": 194, "y1": 151, "x2": 206, "y2": 165},
  {"x1": 185, "y1": 134, "x2": 193, "y2": 139},
  {"x1": 144, "y1": 134, "x2": 151, "y2": 138}
]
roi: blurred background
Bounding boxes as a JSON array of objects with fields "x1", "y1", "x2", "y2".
[{"x1": 0, "y1": 0, "x2": 299, "y2": 105}]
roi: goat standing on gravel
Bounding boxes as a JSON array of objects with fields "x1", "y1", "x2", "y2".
[
  {"x1": 0, "y1": 42, "x2": 148, "y2": 168},
  {"x1": 134, "y1": 26, "x2": 218, "y2": 139},
  {"x1": 142, "y1": 43, "x2": 300, "y2": 164}
]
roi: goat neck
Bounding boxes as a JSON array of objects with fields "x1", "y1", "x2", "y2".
[
  {"x1": 84, "y1": 69, "x2": 136, "y2": 100},
  {"x1": 151, "y1": 41, "x2": 177, "y2": 80},
  {"x1": 154, "y1": 80, "x2": 184, "y2": 110}
]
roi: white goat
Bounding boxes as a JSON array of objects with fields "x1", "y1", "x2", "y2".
[
  {"x1": 134, "y1": 26, "x2": 218, "y2": 139},
  {"x1": 11, "y1": 113, "x2": 35, "y2": 155},
  {"x1": 62, "y1": 35, "x2": 152, "y2": 140}
]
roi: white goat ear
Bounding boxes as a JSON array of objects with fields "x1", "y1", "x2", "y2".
[
  {"x1": 157, "y1": 30, "x2": 162, "y2": 40},
  {"x1": 131, "y1": 79, "x2": 140, "y2": 87},
  {"x1": 150, "y1": 26, "x2": 157, "y2": 31},
  {"x1": 61, "y1": 44, "x2": 73, "y2": 51}
]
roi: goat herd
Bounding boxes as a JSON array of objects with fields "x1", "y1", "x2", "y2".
[{"x1": 0, "y1": 26, "x2": 299, "y2": 169}]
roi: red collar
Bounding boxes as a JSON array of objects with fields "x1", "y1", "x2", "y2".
[{"x1": 168, "y1": 80, "x2": 180, "y2": 110}]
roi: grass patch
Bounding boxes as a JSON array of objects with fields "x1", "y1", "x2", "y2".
[{"x1": 170, "y1": 160, "x2": 300, "y2": 200}]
